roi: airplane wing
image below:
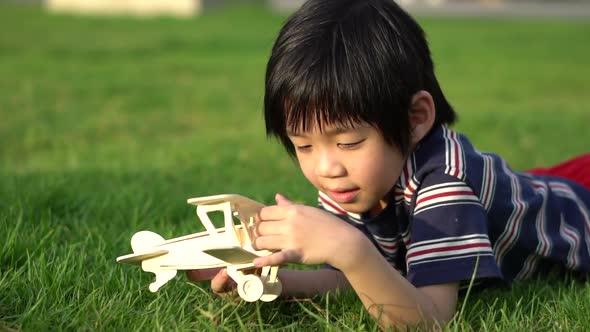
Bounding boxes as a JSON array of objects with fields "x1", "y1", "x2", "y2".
[
  {"x1": 116, "y1": 249, "x2": 169, "y2": 265},
  {"x1": 186, "y1": 194, "x2": 265, "y2": 213},
  {"x1": 202, "y1": 246, "x2": 260, "y2": 265}
]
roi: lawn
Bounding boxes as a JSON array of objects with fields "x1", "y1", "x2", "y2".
[{"x1": 1, "y1": 4, "x2": 590, "y2": 331}]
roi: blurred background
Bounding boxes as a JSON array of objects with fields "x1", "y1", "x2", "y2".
[
  {"x1": 1, "y1": 0, "x2": 589, "y2": 330},
  {"x1": 2, "y1": 0, "x2": 590, "y2": 17}
]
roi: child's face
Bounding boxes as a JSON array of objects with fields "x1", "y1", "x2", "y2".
[{"x1": 288, "y1": 122, "x2": 405, "y2": 214}]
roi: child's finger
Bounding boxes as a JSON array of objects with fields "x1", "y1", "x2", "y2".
[
  {"x1": 253, "y1": 250, "x2": 299, "y2": 267},
  {"x1": 253, "y1": 234, "x2": 285, "y2": 250},
  {"x1": 186, "y1": 267, "x2": 223, "y2": 282},
  {"x1": 211, "y1": 269, "x2": 236, "y2": 293},
  {"x1": 275, "y1": 193, "x2": 294, "y2": 206},
  {"x1": 255, "y1": 220, "x2": 283, "y2": 236},
  {"x1": 257, "y1": 205, "x2": 288, "y2": 222}
]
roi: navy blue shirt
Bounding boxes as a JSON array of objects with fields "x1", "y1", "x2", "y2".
[{"x1": 319, "y1": 125, "x2": 590, "y2": 288}]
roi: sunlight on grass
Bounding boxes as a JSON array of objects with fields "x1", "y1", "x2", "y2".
[{"x1": 1, "y1": 4, "x2": 589, "y2": 331}]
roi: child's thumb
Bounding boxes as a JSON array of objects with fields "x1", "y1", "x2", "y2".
[
  {"x1": 211, "y1": 269, "x2": 236, "y2": 294},
  {"x1": 275, "y1": 193, "x2": 294, "y2": 206}
]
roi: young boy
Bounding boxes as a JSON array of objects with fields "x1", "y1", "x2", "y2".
[{"x1": 190, "y1": 0, "x2": 590, "y2": 329}]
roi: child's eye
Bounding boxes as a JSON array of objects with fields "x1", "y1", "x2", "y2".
[
  {"x1": 296, "y1": 145, "x2": 312, "y2": 152},
  {"x1": 338, "y1": 140, "x2": 365, "y2": 150}
]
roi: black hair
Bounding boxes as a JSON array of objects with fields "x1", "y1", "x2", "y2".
[{"x1": 264, "y1": 0, "x2": 456, "y2": 157}]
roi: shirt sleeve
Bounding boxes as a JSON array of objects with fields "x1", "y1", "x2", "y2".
[{"x1": 406, "y1": 173, "x2": 503, "y2": 287}]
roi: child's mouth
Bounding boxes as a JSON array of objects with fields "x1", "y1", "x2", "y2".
[{"x1": 328, "y1": 189, "x2": 360, "y2": 203}]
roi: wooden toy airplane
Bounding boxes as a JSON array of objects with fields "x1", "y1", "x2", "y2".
[{"x1": 116, "y1": 194, "x2": 282, "y2": 302}]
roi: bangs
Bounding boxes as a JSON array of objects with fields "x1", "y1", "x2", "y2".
[
  {"x1": 275, "y1": 13, "x2": 393, "y2": 136},
  {"x1": 283, "y1": 92, "x2": 369, "y2": 136}
]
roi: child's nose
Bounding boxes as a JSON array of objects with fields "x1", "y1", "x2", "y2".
[{"x1": 315, "y1": 151, "x2": 345, "y2": 178}]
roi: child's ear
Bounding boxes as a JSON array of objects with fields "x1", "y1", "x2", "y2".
[{"x1": 409, "y1": 90, "x2": 436, "y2": 146}]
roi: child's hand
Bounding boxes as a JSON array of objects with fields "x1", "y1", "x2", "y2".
[
  {"x1": 186, "y1": 267, "x2": 223, "y2": 282},
  {"x1": 252, "y1": 193, "x2": 364, "y2": 271},
  {"x1": 187, "y1": 268, "x2": 238, "y2": 295},
  {"x1": 210, "y1": 268, "x2": 237, "y2": 294}
]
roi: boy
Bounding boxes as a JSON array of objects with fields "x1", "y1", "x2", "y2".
[{"x1": 190, "y1": 0, "x2": 590, "y2": 329}]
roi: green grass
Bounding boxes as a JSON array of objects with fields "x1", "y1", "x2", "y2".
[{"x1": 1, "y1": 4, "x2": 590, "y2": 331}]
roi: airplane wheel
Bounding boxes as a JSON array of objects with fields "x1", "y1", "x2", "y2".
[
  {"x1": 237, "y1": 275, "x2": 264, "y2": 302},
  {"x1": 260, "y1": 279, "x2": 282, "y2": 302}
]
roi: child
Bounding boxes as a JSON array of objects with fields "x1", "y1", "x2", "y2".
[{"x1": 189, "y1": 0, "x2": 590, "y2": 329}]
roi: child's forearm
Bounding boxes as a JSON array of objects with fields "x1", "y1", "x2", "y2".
[
  {"x1": 341, "y1": 237, "x2": 453, "y2": 330},
  {"x1": 277, "y1": 268, "x2": 351, "y2": 298}
]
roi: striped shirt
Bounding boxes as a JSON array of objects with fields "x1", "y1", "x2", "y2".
[{"x1": 319, "y1": 125, "x2": 590, "y2": 288}]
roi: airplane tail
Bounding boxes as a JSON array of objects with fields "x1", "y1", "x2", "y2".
[{"x1": 131, "y1": 230, "x2": 165, "y2": 252}]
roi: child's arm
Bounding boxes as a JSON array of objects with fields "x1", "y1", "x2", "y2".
[
  {"x1": 253, "y1": 194, "x2": 459, "y2": 329},
  {"x1": 341, "y1": 236, "x2": 459, "y2": 329},
  {"x1": 277, "y1": 268, "x2": 351, "y2": 298},
  {"x1": 205, "y1": 268, "x2": 350, "y2": 298}
]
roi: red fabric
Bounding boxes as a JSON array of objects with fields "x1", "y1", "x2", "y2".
[{"x1": 526, "y1": 154, "x2": 590, "y2": 191}]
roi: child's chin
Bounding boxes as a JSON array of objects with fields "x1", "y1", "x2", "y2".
[{"x1": 339, "y1": 202, "x2": 369, "y2": 214}]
